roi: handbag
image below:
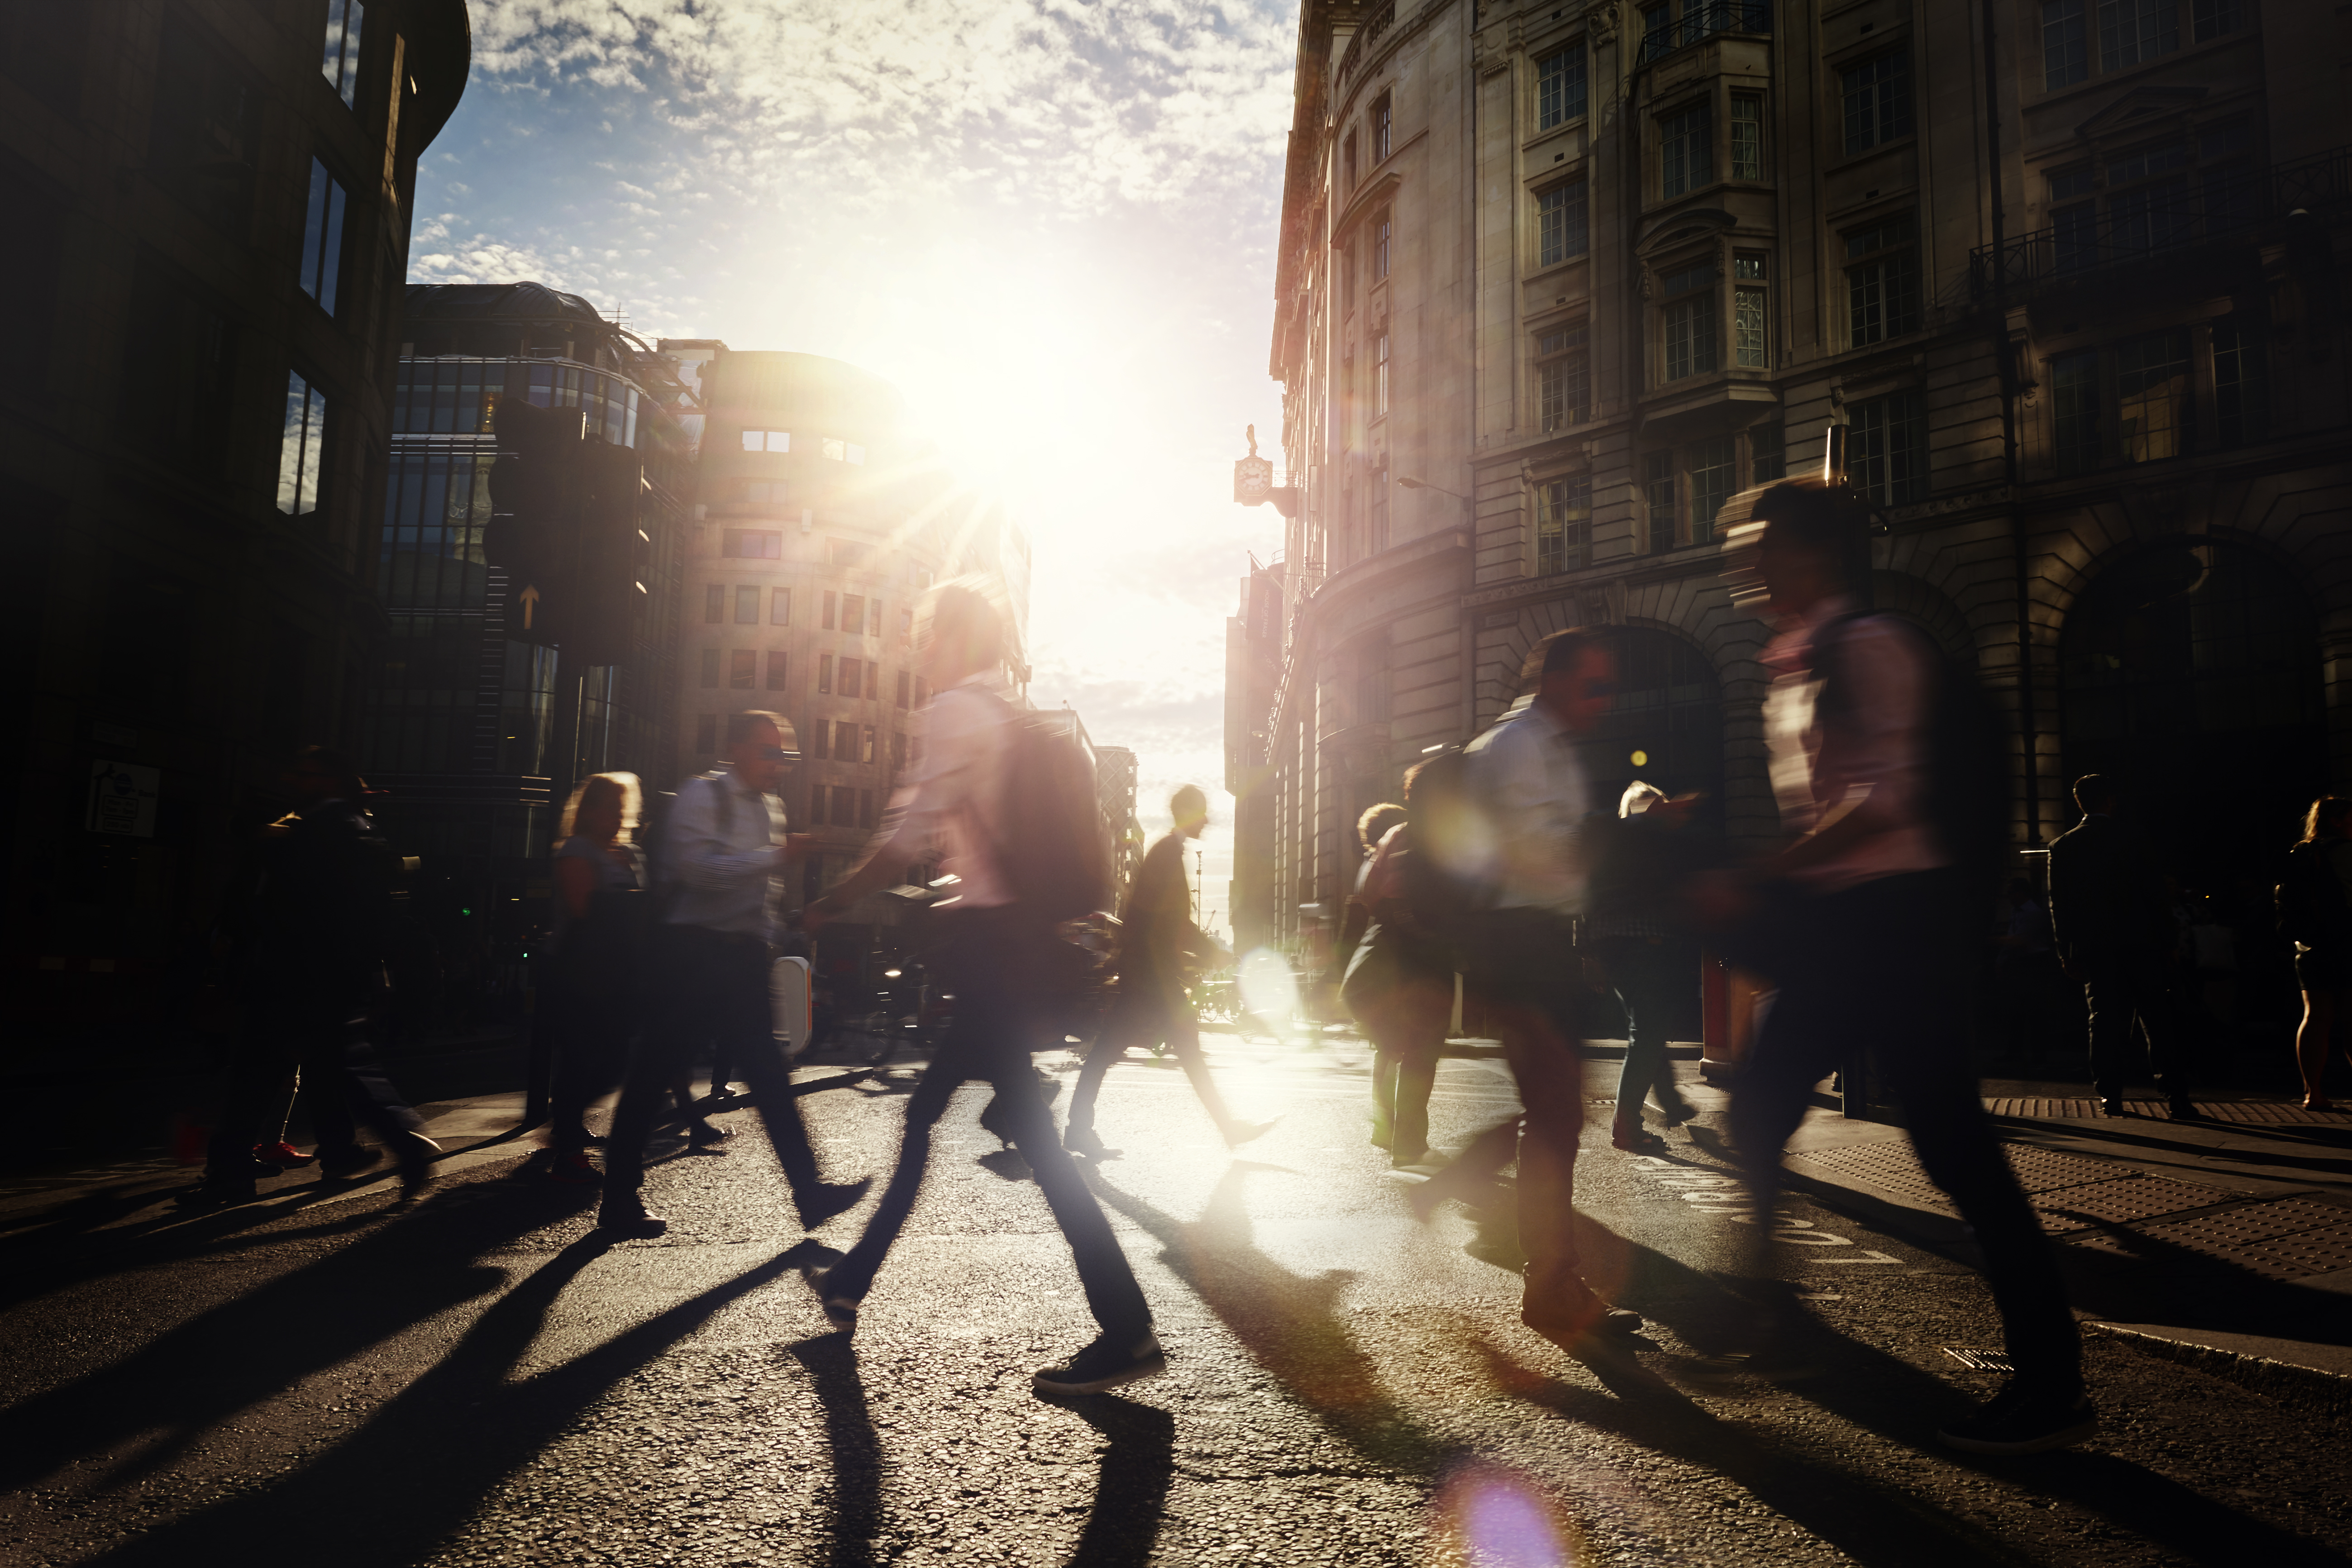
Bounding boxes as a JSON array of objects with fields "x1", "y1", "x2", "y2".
[{"x1": 1340, "y1": 921, "x2": 1405, "y2": 1018}]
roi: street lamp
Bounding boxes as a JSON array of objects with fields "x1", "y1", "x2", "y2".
[{"x1": 1396, "y1": 475, "x2": 1469, "y2": 504}]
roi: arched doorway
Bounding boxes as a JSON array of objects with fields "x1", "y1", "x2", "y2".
[
  {"x1": 1576, "y1": 625, "x2": 1726, "y2": 823},
  {"x1": 2059, "y1": 539, "x2": 2324, "y2": 888}
]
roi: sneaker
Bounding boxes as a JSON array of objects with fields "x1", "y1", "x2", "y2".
[
  {"x1": 598, "y1": 1201, "x2": 668, "y2": 1238},
  {"x1": 1064, "y1": 1125, "x2": 1116, "y2": 1160},
  {"x1": 253, "y1": 1140, "x2": 316, "y2": 1168},
  {"x1": 796, "y1": 1178, "x2": 872, "y2": 1230},
  {"x1": 1033, "y1": 1330, "x2": 1168, "y2": 1396},
  {"x1": 1937, "y1": 1383, "x2": 2098, "y2": 1455},
  {"x1": 549, "y1": 1152, "x2": 600, "y2": 1185}
]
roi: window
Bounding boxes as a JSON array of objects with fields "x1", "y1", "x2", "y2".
[
  {"x1": 1344, "y1": 132, "x2": 1358, "y2": 191},
  {"x1": 1375, "y1": 212, "x2": 1393, "y2": 281},
  {"x1": 1342, "y1": 238, "x2": 1357, "y2": 311},
  {"x1": 843, "y1": 594, "x2": 866, "y2": 634},
  {"x1": 2115, "y1": 328, "x2": 2192, "y2": 463},
  {"x1": 1660, "y1": 103, "x2": 1711, "y2": 196},
  {"x1": 2200, "y1": 121, "x2": 2259, "y2": 233},
  {"x1": 2192, "y1": 0, "x2": 2242, "y2": 41},
  {"x1": 1644, "y1": 449, "x2": 1677, "y2": 551},
  {"x1": 897, "y1": 671, "x2": 911, "y2": 708},
  {"x1": 1661, "y1": 264, "x2": 1717, "y2": 381},
  {"x1": 723, "y1": 529, "x2": 782, "y2": 558},
  {"x1": 818, "y1": 654, "x2": 833, "y2": 695},
  {"x1": 1537, "y1": 181, "x2": 1587, "y2": 267},
  {"x1": 1845, "y1": 216, "x2": 1920, "y2": 346},
  {"x1": 735, "y1": 585, "x2": 759, "y2": 624},
  {"x1": 1841, "y1": 51, "x2": 1913, "y2": 155},
  {"x1": 767, "y1": 650, "x2": 789, "y2": 691},
  {"x1": 770, "y1": 587, "x2": 792, "y2": 625},
  {"x1": 836, "y1": 721, "x2": 860, "y2": 762},
  {"x1": 2107, "y1": 141, "x2": 2191, "y2": 253},
  {"x1": 821, "y1": 436, "x2": 863, "y2": 462},
  {"x1": 1374, "y1": 334, "x2": 1391, "y2": 419},
  {"x1": 321, "y1": 0, "x2": 364, "y2": 108},
  {"x1": 699, "y1": 648, "x2": 720, "y2": 688},
  {"x1": 862, "y1": 726, "x2": 878, "y2": 765},
  {"x1": 695, "y1": 714, "x2": 717, "y2": 754},
  {"x1": 865, "y1": 661, "x2": 881, "y2": 699},
  {"x1": 1689, "y1": 438, "x2": 1736, "y2": 542},
  {"x1": 2214, "y1": 318, "x2": 2267, "y2": 448},
  {"x1": 1734, "y1": 255, "x2": 1768, "y2": 368},
  {"x1": 2099, "y1": 0, "x2": 2178, "y2": 72},
  {"x1": 729, "y1": 649, "x2": 756, "y2": 690},
  {"x1": 1749, "y1": 421, "x2": 1784, "y2": 484},
  {"x1": 1730, "y1": 96, "x2": 1763, "y2": 181},
  {"x1": 2051, "y1": 349, "x2": 2101, "y2": 473},
  {"x1": 841, "y1": 656, "x2": 862, "y2": 697},
  {"x1": 1537, "y1": 324, "x2": 1589, "y2": 431},
  {"x1": 1849, "y1": 391, "x2": 1927, "y2": 505},
  {"x1": 1536, "y1": 45, "x2": 1587, "y2": 129},
  {"x1": 2042, "y1": 0, "x2": 2087, "y2": 88},
  {"x1": 741, "y1": 429, "x2": 790, "y2": 451},
  {"x1": 705, "y1": 585, "x2": 725, "y2": 623},
  {"x1": 822, "y1": 591, "x2": 837, "y2": 630},
  {"x1": 277, "y1": 370, "x2": 327, "y2": 516},
  {"x1": 1373, "y1": 94, "x2": 1393, "y2": 160},
  {"x1": 298, "y1": 158, "x2": 348, "y2": 315},
  {"x1": 1536, "y1": 475, "x2": 1590, "y2": 576},
  {"x1": 2049, "y1": 165, "x2": 2098, "y2": 272}
]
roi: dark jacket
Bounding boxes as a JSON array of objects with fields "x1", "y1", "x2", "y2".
[
  {"x1": 2046, "y1": 813, "x2": 2169, "y2": 967},
  {"x1": 227, "y1": 800, "x2": 398, "y2": 1007}
]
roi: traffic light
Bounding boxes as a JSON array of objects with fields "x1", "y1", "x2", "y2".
[{"x1": 483, "y1": 397, "x2": 651, "y2": 662}]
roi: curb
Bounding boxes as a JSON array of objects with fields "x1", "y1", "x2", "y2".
[{"x1": 2086, "y1": 1320, "x2": 2352, "y2": 1421}]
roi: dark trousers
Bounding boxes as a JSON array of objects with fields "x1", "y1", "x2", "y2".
[
  {"x1": 1596, "y1": 937, "x2": 1692, "y2": 1125},
  {"x1": 601, "y1": 925, "x2": 825, "y2": 1215},
  {"x1": 1364, "y1": 974, "x2": 1449, "y2": 1165},
  {"x1": 205, "y1": 998, "x2": 421, "y2": 1180},
  {"x1": 544, "y1": 967, "x2": 633, "y2": 1155},
  {"x1": 2080, "y1": 950, "x2": 2192, "y2": 1100},
  {"x1": 825, "y1": 913, "x2": 1151, "y2": 1341},
  {"x1": 1068, "y1": 988, "x2": 1236, "y2": 1142},
  {"x1": 1728, "y1": 870, "x2": 2081, "y2": 1392}
]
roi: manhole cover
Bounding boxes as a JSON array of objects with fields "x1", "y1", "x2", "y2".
[
  {"x1": 2032, "y1": 1177, "x2": 2237, "y2": 1232},
  {"x1": 1941, "y1": 1348, "x2": 2014, "y2": 1372}
]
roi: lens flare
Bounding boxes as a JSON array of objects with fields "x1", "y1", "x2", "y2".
[
  {"x1": 1236, "y1": 947, "x2": 1299, "y2": 1030},
  {"x1": 1432, "y1": 1463, "x2": 1579, "y2": 1568}
]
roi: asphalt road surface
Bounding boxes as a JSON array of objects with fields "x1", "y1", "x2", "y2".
[{"x1": 3, "y1": 1039, "x2": 2348, "y2": 1567}]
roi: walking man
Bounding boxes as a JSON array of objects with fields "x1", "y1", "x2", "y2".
[
  {"x1": 1064, "y1": 784, "x2": 1271, "y2": 1158},
  {"x1": 803, "y1": 579, "x2": 1163, "y2": 1397},
  {"x1": 191, "y1": 747, "x2": 436, "y2": 1207},
  {"x1": 598, "y1": 710, "x2": 869, "y2": 1236},
  {"x1": 1404, "y1": 629, "x2": 1642, "y2": 1350},
  {"x1": 2047, "y1": 774, "x2": 2195, "y2": 1117},
  {"x1": 1708, "y1": 477, "x2": 2091, "y2": 1455}
]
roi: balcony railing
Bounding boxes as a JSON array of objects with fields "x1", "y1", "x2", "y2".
[
  {"x1": 1636, "y1": 0, "x2": 1772, "y2": 66},
  {"x1": 1971, "y1": 142, "x2": 2352, "y2": 300}
]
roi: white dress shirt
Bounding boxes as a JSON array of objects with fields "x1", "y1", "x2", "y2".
[
  {"x1": 660, "y1": 764, "x2": 786, "y2": 940},
  {"x1": 872, "y1": 674, "x2": 1012, "y2": 909},
  {"x1": 1465, "y1": 695, "x2": 1593, "y2": 915}
]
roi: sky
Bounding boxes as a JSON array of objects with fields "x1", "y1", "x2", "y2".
[{"x1": 410, "y1": 0, "x2": 1304, "y2": 940}]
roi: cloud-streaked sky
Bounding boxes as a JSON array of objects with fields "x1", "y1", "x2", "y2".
[{"x1": 413, "y1": 0, "x2": 1301, "y2": 935}]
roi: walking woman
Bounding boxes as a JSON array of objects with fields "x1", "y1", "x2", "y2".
[
  {"x1": 2285, "y1": 796, "x2": 2352, "y2": 1111},
  {"x1": 1344, "y1": 770, "x2": 1455, "y2": 1168},
  {"x1": 544, "y1": 772, "x2": 663, "y2": 1180}
]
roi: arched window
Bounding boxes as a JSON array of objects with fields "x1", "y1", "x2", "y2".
[{"x1": 2059, "y1": 540, "x2": 2323, "y2": 881}]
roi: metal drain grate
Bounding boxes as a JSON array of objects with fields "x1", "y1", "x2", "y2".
[
  {"x1": 1941, "y1": 1348, "x2": 2014, "y2": 1372},
  {"x1": 2031, "y1": 1177, "x2": 2239, "y2": 1233},
  {"x1": 2067, "y1": 1197, "x2": 2352, "y2": 1277}
]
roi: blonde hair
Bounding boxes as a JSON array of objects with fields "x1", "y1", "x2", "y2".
[
  {"x1": 560, "y1": 772, "x2": 642, "y2": 843},
  {"x1": 1619, "y1": 780, "x2": 1668, "y2": 819}
]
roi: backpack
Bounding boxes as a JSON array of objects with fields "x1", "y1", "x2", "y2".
[
  {"x1": 2276, "y1": 840, "x2": 2350, "y2": 947},
  {"x1": 1393, "y1": 744, "x2": 1501, "y2": 954},
  {"x1": 1816, "y1": 612, "x2": 2008, "y2": 890},
  {"x1": 988, "y1": 701, "x2": 1112, "y2": 924}
]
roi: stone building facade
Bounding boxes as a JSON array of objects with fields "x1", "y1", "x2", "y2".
[{"x1": 1241, "y1": 0, "x2": 2349, "y2": 948}]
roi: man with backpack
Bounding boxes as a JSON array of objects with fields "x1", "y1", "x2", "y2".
[
  {"x1": 801, "y1": 579, "x2": 1162, "y2": 1397},
  {"x1": 597, "y1": 710, "x2": 870, "y2": 1236},
  {"x1": 1064, "y1": 783, "x2": 1271, "y2": 1158},
  {"x1": 1398, "y1": 628, "x2": 1645, "y2": 1351},
  {"x1": 1704, "y1": 477, "x2": 2090, "y2": 1456},
  {"x1": 2046, "y1": 773, "x2": 2195, "y2": 1118}
]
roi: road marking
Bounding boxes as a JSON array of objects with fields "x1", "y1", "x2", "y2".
[{"x1": 1626, "y1": 1154, "x2": 1908, "y2": 1265}]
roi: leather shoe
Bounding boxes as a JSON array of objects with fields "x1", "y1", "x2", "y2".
[{"x1": 598, "y1": 1202, "x2": 668, "y2": 1238}]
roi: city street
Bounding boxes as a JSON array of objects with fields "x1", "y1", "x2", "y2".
[{"x1": 3, "y1": 1039, "x2": 2349, "y2": 1568}]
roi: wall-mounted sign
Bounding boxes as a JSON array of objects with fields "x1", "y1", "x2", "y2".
[{"x1": 89, "y1": 761, "x2": 159, "y2": 838}]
